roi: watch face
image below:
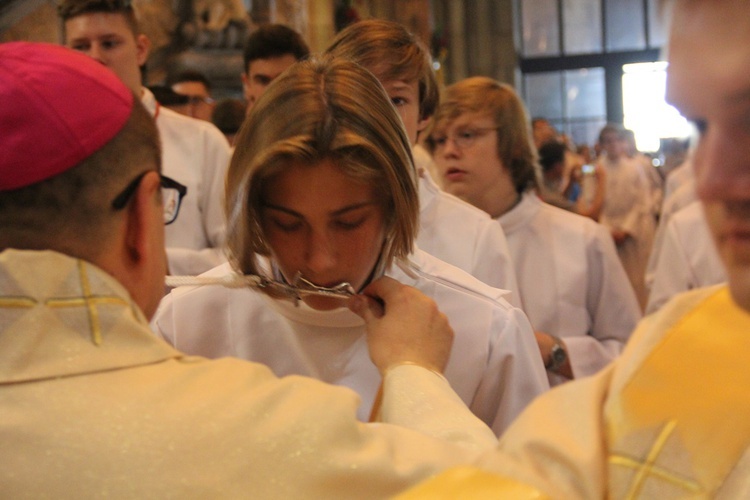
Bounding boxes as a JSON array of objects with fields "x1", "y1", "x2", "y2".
[
  {"x1": 547, "y1": 343, "x2": 567, "y2": 371},
  {"x1": 553, "y1": 346, "x2": 566, "y2": 363}
]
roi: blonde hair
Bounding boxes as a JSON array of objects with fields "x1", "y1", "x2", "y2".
[
  {"x1": 427, "y1": 77, "x2": 540, "y2": 194},
  {"x1": 225, "y1": 55, "x2": 419, "y2": 276},
  {"x1": 325, "y1": 19, "x2": 439, "y2": 121}
]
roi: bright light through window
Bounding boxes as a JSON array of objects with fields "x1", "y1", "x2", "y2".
[{"x1": 622, "y1": 61, "x2": 692, "y2": 152}]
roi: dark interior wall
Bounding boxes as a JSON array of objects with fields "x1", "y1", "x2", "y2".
[{"x1": 0, "y1": 0, "x2": 521, "y2": 98}]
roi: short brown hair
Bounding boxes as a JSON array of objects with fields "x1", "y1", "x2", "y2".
[
  {"x1": 58, "y1": 0, "x2": 140, "y2": 35},
  {"x1": 225, "y1": 55, "x2": 419, "y2": 277},
  {"x1": 427, "y1": 77, "x2": 540, "y2": 194},
  {"x1": 0, "y1": 100, "x2": 160, "y2": 251},
  {"x1": 325, "y1": 19, "x2": 439, "y2": 121},
  {"x1": 242, "y1": 24, "x2": 310, "y2": 73}
]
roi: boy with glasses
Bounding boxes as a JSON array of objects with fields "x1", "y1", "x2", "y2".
[
  {"x1": 167, "y1": 69, "x2": 216, "y2": 122},
  {"x1": 427, "y1": 78, "x2": 641, "y2": 386}
]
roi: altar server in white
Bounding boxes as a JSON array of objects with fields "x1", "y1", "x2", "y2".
[
  {"x1": 596, "y1": 123, "x2": 657, "y2": 309},
  {"x1": 61, "y1": 0, "x2": 231, "y2": 276},
  {"x1": 154, "y1": 56, "x2": 549, "y2": 435},
  {"x1": 0, "y1": 41, "x2": 501, "y2": 498},
  {"x1": 325, "y1": 19, "x2": 521, "y2": 304},
  {"x1": 427, "y1": 77, "x2": 641, "y2": 386},
  {"x1": 400, "y1": 2, "x2": 750, "y2": 495}
]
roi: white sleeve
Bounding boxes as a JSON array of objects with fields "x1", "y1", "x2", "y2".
[
  {"x1": 471, "y1": 365, "x2": 616, "y2": 499},
  {"x1": 166, "y1": 128, "x2": 230, "y2": 276},
  {"x1": 567, "y1": 225, "x2": 641, "y2": 378},
  {"x1": 166, "y1": 247, "x2": 226, "y2": 277},
  {"x1": 646, "y1": 219, "x2": 695, "y2": 314},
  {"x1": 378, "y1": 364, "x2": 498, "y2": 451},
  {"x1": 200, "y1": 127, "x2": 231, "y2": 249},
  {"x1": 470, "y1": 306, "x2": 550, "y2": 436},
  {"x1": 472, "y1": 219, "x2": 523, "y2": 308}
]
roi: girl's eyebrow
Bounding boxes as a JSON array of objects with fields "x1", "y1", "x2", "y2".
[{"x1": 262, "y1": 201, "x2": 378, "y2": 218}]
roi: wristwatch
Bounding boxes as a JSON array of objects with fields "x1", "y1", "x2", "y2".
[{"x1": 545, "y1": 337, "x2": 567, "y2": 372}]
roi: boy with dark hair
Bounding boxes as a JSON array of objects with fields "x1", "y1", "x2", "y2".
[
  {"x1": 59, "y1": 0, "x2": 231, "y2": 276},
  {"x1": 241, "y1": 23, "x2": 309, "y2": 111},
  {"x1": 167, "y1": 69, "x2": 215, "y2": 121}
]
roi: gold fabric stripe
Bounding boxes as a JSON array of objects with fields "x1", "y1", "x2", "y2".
[
  {"x1": 0, "y1": 297, "x2": 37, "y2": 308},
  {"x1": 395, "y1": 466, "x2": 549, "y2": 499},
  {"x1": 47, "y1": 297, "x2": 127, "y2": 308},
  {"x1": 610, "y1": 287, "x2": 750, "y2": 494},
  {"x1": 82, "y1": 259, "x2": 100, "y2": 345}
]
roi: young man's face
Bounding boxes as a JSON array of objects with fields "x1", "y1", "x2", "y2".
[
  {"x1": 171, "y1": 81, "x2": 214, "y2": 121},
  {"x1": 64, "y1": 12, "x2": 149, "y2": 95},
  {"x1": 667, "y1": 0, "x2": 750, "y2": 311},
  {"x1": 379, "y1": 78, "x2": 429, "y2": 146},
  {"x1": 598, "y1": 130, "x2": 624, "y2": 160},
  {"x1": 241, "y1": 54, "x2": 298, "y2": 112},
  {"x1": 430, "y1": 112, "x2": 513, "y2": 218}
]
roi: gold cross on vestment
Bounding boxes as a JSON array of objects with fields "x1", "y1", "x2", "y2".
[
  {"x1": 45, "y1": 259, "x2": 129, "y2": 346},
  {"x1": 609, "y1": 420, "x2": 702, "y2": 498}
]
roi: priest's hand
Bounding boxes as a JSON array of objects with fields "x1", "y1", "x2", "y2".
[{"x1": 348, "y1": 276, "x2": 454, "y2": 376}]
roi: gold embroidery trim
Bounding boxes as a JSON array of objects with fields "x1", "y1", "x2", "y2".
[
  {"x1": 610, "y1": 420, "x2": 701, "y2": 498},
  {"x1": 45, "y1": 260, "x2": 128, "y2": 346},
  {"x1": 0, "y1": 297, "x2": 37, "y2": 308}
]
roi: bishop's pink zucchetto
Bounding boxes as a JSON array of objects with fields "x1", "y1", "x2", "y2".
[{"x1": 0, "y1": 42, "x2": 134, "y2": 190}]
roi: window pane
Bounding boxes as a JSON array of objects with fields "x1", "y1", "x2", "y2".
[
  {"x1": 520, "y1": 0, "x2": 560, "y2": 57},
  {"x1": 647, "y1": 0, "x2": 667, "y2": 47},
  {"x1": 565, "y1": 67, "x2": 605, "y2": 119},
  {"x1": 562, "y1": 0, "x2": 602, "y2": 54},
  {"x1": 524, "y1": 72, "x2": 563, "y2": 120},
  {"x1": 566, "y1": 119, "x2": 607, "y2": 149},
  {"x1": 622, "y1": 62, "x2": 691, "y2": 152},
  {"x1": 605, "y1": 0, "x2": 645, "y2": 51}
]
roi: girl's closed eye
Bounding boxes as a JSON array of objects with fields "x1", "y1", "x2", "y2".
[
  {"x1": 333, "y1": 216, "x2": 367, "y2": 231},
  {"x1": 268, "y1": 215, "x2": 304, "y2": 232}
]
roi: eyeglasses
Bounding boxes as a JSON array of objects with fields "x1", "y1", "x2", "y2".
[
  {"x1": 430, "y1": 127, "x2": 499, "y2": 151},
  {"x1": 111, "y1": 171, "x2": 187, "y2": 225}
]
